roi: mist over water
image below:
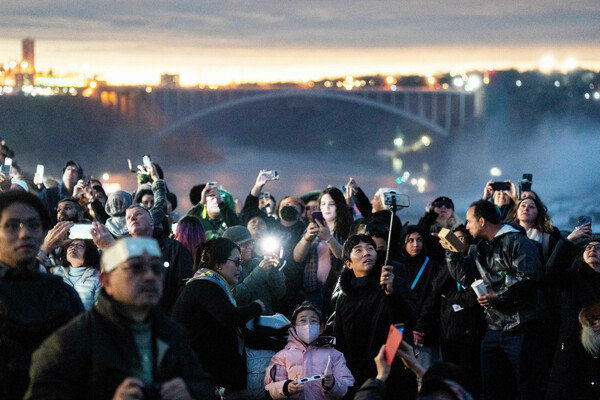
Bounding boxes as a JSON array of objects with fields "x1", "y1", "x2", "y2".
[{"x1": 2, "y1": 90, "x2": 599, "y2": 231}]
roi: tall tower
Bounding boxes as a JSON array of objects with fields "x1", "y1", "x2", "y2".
[{"x1": 22, "y1": 38, "x2": 35, "y2": 73}]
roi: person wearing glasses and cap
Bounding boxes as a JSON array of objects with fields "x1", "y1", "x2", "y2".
[{"x1": 25, "y1": 237, "x2": 214, "y2": 400}]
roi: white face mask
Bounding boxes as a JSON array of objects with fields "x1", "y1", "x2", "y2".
[{"x1": 295, "y1": 324, "x2": 320, "y2": 344}]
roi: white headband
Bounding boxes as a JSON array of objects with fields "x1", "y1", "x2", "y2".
[{"x1": 101, "y1": 237, "x2": 162, "y2": 273}]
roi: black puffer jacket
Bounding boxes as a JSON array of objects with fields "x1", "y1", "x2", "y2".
[
  {"x1": 446, "y1": 224, "x2": 545, "y2": 331},
  {"x1": 0, "y1": 265, "x2": 83, "y2": 400},
  {"x1": 333, "y1": 261, "x2": 418, "y2": 400},
  {"x1": 416, "y1": 263, "x2": 486, "y2": 344},
  {"x1": 25, "y1": 290, "x2": 213, "y2": 400}
]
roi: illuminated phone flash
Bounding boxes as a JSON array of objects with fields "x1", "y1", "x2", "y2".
[
  {"x1": 260, "y1": 236, "x2": 281, "y2": 255},
  {"x1": 163, "y1": 261, "x2": 170, "y2": 269}
]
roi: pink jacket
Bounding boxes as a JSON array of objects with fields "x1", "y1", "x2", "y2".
[{"x1": 265, "y1": 328, "x2": 354, "y2": 400}]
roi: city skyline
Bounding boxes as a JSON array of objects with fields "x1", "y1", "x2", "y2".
[{"x1": 1, "y1": 1, "x2": 598, "y2": 85}]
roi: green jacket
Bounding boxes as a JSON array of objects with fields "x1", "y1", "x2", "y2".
[{"x1": 233, "y1": 257, "x2": 286, "y2": 315}]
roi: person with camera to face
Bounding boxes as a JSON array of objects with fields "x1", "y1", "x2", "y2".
[{"x1": 25, "y1": 238, "x2": 214, "y2": 400}]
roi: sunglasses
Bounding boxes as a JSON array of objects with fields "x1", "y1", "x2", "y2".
[{"x1": 433, "y1": 201, "x2": 453, "y2": 209}]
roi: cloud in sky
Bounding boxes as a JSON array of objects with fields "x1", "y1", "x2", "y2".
[{"x1": 1, "y1": 1, "x2": 598, "y2": 83}]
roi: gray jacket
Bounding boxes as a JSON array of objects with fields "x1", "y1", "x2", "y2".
[{"x1": 446, "y1": 224, "x2": 545, "y2": 331}]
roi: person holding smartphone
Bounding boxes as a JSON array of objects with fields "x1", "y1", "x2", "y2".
[{"x1": 293, "y1": 187, "x2": 352, "y2": 316}]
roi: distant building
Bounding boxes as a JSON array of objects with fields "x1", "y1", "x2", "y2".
[
  {"x1": 160, "y1": 73, "x2": 180, "y2": 88},
  {"x1": 22, "y1": 38, "x2": 35, "y2": 73}
]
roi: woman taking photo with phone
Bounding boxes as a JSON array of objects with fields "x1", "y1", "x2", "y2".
[{"x1": 293, "y1": 187, "x2": 352, "y2": 316}]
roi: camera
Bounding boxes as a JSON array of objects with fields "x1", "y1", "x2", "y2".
[
  {"x1": 141, "y1": 383, "x2": 161, "y2": 400},
  {"x1": 378, "y1": 188, "x2": 409, "y2": 210},
  {"x1": 519, "y1": 173, "x2": 533, "y2": 195}
]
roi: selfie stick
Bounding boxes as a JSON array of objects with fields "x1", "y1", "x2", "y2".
[{"x1": 382, "y1": 194, "x2": 397, "y2": 291}]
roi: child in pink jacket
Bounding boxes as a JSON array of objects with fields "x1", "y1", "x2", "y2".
[{"x1": 265, "y1": 302, "x2": 354, "y2": 399}]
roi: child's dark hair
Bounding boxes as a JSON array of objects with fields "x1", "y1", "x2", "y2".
[{"x1": 291, "y1": 301, "x2": 322, "y2": 325}]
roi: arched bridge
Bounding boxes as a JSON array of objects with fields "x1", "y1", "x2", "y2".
[{"x1": 95, "y1": 87, "x2": 481, "y2": 138}]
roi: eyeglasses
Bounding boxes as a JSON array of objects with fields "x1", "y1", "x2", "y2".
[
  {"x1": 68, "y1": 243, "x2": 86, "y2": 250},
  {"x1": 227, "y1": 258, "x2": 242, "y2": 267},
  {"x1": 433, "y1": 201, "x2": 453, "y2": 209},
  {"x1": 585, "y1": 244, "x2": 600, "y2": 252},
  {"x1": 119, "y1": 261, "x2": 164, "y2": 276},
  {"x1": 2, "y1": 219, "x2": 43, "y2": 233}
]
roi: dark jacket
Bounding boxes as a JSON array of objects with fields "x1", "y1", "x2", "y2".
[
  {"x1": 25, "y1": 290, "x2": 213, "y2": 400},
  {"x1": 38, "y1": 182, "x2": 70, "y2": 226},
  {"x1": 416, "y1": 263, "x2": 486, "y2": 345},
  {"x1": 446, "y1": 224, "x2": 545, "y2": 331},
  {"x1": 334, "y1": 262, "x2": 418, "y2": 400},
  {"x1": 172, "y1": 277, "x2": 263, "y2": 390},
  {"x1": 157, "y1": 236, "x2": 194, "y2": 315},
  {"x1": 545, "y1": 240, "x2": 600, "y2": 399},
  {"x1": 0, "y1": 264, "x2": 83, "y2": 400},
  {"x1": 545, "y1": 240, "x2": 600, "y2": 339},
  {"x1": 400, "y1": 252, "x2": 440, "y2": 346},
  {"x1": 354, "y1": 378, "x2": 387, "y2": 400}
]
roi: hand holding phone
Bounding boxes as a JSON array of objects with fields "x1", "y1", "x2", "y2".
[
  {"x1": 1, "y1": 158, "x2": 12, "y2": 175},
  {"x1": 311, "y1": 211, "x2": 325, "y2": 225},
  {"x1": 490, "y1": 181, "x2": 511, "y2": 191},
  {"x1": 384, "y1": 323, "x2": 404, "y2": 365}
]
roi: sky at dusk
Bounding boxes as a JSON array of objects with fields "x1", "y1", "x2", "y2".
[{"x1": 1, "y1": 1, "x2": 599, "y2": 85}]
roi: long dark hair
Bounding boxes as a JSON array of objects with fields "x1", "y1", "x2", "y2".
[
  {"x1": 401, "y1": 225, "x2": 428, "y2": 258},
  {"x1": 194, "y1": 237, "x2": 239, "y2": 273},
  {"x1": 318, "y1": 187, "x2": 352, "y2": 242},
  {"x1": 61, "y1": 239, "x2": 100, "y2": 269}
]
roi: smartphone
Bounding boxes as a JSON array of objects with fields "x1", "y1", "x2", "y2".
[
  {"x1": 259, "y1": 192, "x2": 271, "y2": 200},
  {"x1": 69, "y1": 224, "x2": 93, "y2": 240},
  {"x1": 1, "y1": 158, "x2": 12, "y2": 175},
  {"x1": 384, "y1": 323, "x2": 405, "y2": 365},
  {"x1": 127, "y1": 159, "x2": 136, "y2": 173},
  {"x1": 379, "y1": 189, "x2": 410, "y2": 209},
  {"x1": 312, "y1": 211, "x2": 326, "y2": 225},
  {"x1": 142, "y1": 154, "x2": 151, "y2": 168},
  {"x1": 490, "y1": 182, "x2": 511, "y2": 191},
  {"x1": 36, "y1": 164, "x2": 44, "y2": 181},
  {"x1": 83, "y1": 175, "x2": 91, "y2": 186},
  {"x1": 577, "y1": 216, "x2": 592, "y2": 227},
  {"x1": 261, "y1": 170, "x2": 279, "y2": 181},
  {"x1": 207, "y1": 181, "x2": 218, "y2": 189}
]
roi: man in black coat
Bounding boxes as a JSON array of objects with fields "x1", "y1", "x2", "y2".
[
  {"x1": 333, "y1": 234, "x2": 418, "y2": 400},
  {"x1": 25, "y1": 237, "x2": 213, "y2": 400},
  {"x1": 0, "y1": 191, "x2": 83, "y2": 400}
]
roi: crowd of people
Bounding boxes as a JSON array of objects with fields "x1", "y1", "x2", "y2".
[{"x1": 0, "y1": 143, "x2": 598, "y2": 400}]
